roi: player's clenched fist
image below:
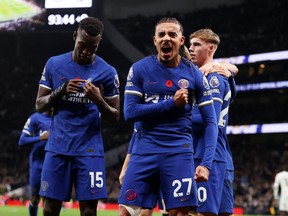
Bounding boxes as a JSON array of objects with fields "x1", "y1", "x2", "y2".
[{"x1": 174, "y1": 88, "x2": 189, "y2": 108}]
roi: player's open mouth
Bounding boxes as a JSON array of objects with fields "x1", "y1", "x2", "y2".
[{"x1": 162, "y1": 47, "x2": 172, "y2": 54}]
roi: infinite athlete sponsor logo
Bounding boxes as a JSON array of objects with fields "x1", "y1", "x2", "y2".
[
  {"x1": 125, "y1": 189, "x2": 137, "y2": 201},
  {"x1": 41, "y1": 181, "x2": 49, "y2": 191},
  {"x1": 63, "y1": 92, "x2": 92, "y2": 103}
]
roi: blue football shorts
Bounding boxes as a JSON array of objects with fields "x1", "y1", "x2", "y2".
[
  {"x1": 219, "y1": 169, "x2": 234, "y2": 214},
  {"x1": 118, "y1": 152, "x2": 198, "y2": 211},
  {"x1": 39, "y1": 151, "x2": 107, "y2": 201},
  {"x1": 194, "y1": 159, "x2": 226, "y2": 214}
]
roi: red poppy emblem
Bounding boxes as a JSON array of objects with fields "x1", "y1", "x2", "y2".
[{"x1": 166, "y1": 80, "x2": 173, "y2": 87}]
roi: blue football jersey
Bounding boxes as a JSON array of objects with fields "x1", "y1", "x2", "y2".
[
  {"x1": 124, "y1": 55, "x2": 216, "y2": 155},
  {"x1": 39, "y1": 52, "x2": 120, "y2": 156},
  {"x1": 223, "y1": 131, "x2": 234, "y2": 170},
  {"x1": 192, "y1": 72, "x2": 231, "y2": 162},
  {"x1": 19, "y1": 112, "x2": 51, "y2": 168},
  {"x1": 127, "y1": 122, "x2": 140, "y2": 154},
  {"x1": 225, "y1": 76, "x2": 236, "y2": 170}
]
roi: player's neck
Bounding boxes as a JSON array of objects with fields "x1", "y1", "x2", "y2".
[
  {"x1": 158, "y1": 55, "x2": 181, "y2": 68},
  {"x1": 199, "y1": 58, "x2": 213, "y2": 68}
]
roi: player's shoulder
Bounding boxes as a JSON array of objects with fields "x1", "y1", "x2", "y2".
[
  {"x1": 49, "y1": 52, "x2": 70, "y2": 61},
  {"x1": 134, "y1": 55, "x2": 155, "y2": 66},
  {"x1": 46, "y1": 52, "x2": 71, "y2": 68},
  {"x1": 181, "y1": 57, "x2": 195, "y2": 68},
  {"x1": 28, "y1": 112, "x2": 41, "y2": 123},
  {"x1": 278, "y1": 171, "x2": 288, "y2": 176},
  {"x1": 207, "y1": 72, "x2": 227, "y2": 80},
  {"x1": 207, "y1": 73, "x2": 228, "y2": 87},
  {"x1": 187, "y1": 62, "x2": 204, "y2": 78},
  {"x1": 129, "y1": 55, "x2": 156, "y2": 75},
  {"x1": 275, "y1": 171, "x2": 288, "y2": 180},
  {"x1": 30, "y1": 112, "x2": 41, "y2": 118},
  {"x1": 94, "y1": 55, "x2": 117, "y2": 72}
]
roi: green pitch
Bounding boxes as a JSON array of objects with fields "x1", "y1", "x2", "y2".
[
  {"x1": 0, "y1": 206, "x2": 162, "y2": 216},
  {"x1": 0, "y1": 0, "x2": 41, "y2": 22}
]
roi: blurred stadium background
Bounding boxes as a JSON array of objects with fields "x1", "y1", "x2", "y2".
[{"x1": 0, "y1": 0, "x2": 288, "y2": 215}]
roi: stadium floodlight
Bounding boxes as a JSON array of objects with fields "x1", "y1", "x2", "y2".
[
  {"x1": 236, "y1": 81, "x2": 288, "y2": 92},
  {"x1": 45, "y1": 0, "x2": 92, "y2": 9},
  {"x1": 227, "y1": 123, "x2": 288, "y2": 135}
]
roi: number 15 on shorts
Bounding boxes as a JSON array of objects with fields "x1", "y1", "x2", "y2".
[{"x1": 89, "y1": 172, "x2": 104, "y2": 188}]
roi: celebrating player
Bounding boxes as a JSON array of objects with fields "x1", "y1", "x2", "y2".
[
  {"x1": 35, "y1": 17, "x2": 120, "y2": 216},
  {"x1": 189, "y1": 28, "x2": 237, "y2": 216},
  {"x1": 18, "y1": 110, "x2": 52, "y2": 216},
  {"x1": 118, "y1": 17, "x2": 218, "y2": 216}
]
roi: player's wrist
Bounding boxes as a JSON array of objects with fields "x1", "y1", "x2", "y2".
[
  {"x1": 228, "y1": 69, "x2": 235, "y2": 77},
  {"x1": 166, "y1": 98, "x2": 177, "y2": 109},
  {"x1": 200, "y1": 164, "x2": 211, "y2": 171},
  {"x1": 50, "y1": 81, "x2": 68, "y2": 102}
]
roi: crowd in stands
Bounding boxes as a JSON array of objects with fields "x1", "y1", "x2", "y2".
[
  {"x1": 111, "y1": 0, "x2": 288, "y2": 58},
  {"x1": 231, "y1": 134, "x2": 288, "y2": 214},
  {"x1": 1, "y1": 0, "x2": 288, "y2": 214}
]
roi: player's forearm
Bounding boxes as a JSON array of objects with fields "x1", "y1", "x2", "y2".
[
  {"x1": 97, "y1": 103, "x2": 120, "y2": 122},
  {"x1": 36, "y1": 82, "x2": 67, "y2": 113},
  {"x1": 220, "y1": 62, "x2": 239, "y2": 75},
  {"x1": 201, "y1": 123, "x2": 218, "y2": 169},
  {"x1": 93, "y1": 96, "x2": 120, "y2": 122},
  {"x1": 228, "y1": 75, "x2": 237, "y2": 102},
  {"x1": 199, "y1": 105, "x2": 218, "y2": 170},
  {"x1": 121, "y1": 154, "x2": 131, "y2": 172},
  {"x1": 124, "y1": 98, "x2": 176, "y2": 122},
  {"x1": 18, "y1": 135, "x2": 40, "y2": 146},
  {"x1": 35, "y1": 95, "x2": 54, "y2": 113}
]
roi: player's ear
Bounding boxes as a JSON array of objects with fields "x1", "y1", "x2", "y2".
[
  {"x1": 209, "y1": 44, "x2": 216, "y2": 52},
  {"x1": 73, "y1": 31, "x2": 77, "y2": 41},
  {"x1": 180, "y1": 36, "x2": 185, "y2": 46}
]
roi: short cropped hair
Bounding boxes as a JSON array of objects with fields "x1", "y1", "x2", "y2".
[
  {"x1": 78, "y1": 17, "x2": 104, "y2": 36},
  {"x1": 189, "y1": 28, "x2": 220, "y2": 46},
  {"x1": 155, "y1": 17, "x2": 184, "y2": 35}
]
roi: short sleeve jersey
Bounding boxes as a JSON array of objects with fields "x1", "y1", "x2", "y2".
[{"x1": 39, "y1": 52, "x2": 120, "y2": 156}]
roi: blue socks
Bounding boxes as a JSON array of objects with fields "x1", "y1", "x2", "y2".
[{"x1": 29, "y1": 203, "x2": 38, "y2": 216}]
